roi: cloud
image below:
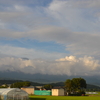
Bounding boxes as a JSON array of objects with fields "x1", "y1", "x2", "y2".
[
  {"x1": 0, "y1": 0, "x2": 100, "y2": 60},
  {"x1": 0, "y1": 5, "x2": 54, "y2": 31},
  {"x1": 24, "y1": 27, "x2": 100, "y2": 57},
  {"x1": 47, "y1": 0, "x2": 100, "y2": 32},
  {"x1": 56, "y1": 56, "x2": 78, "y2": 62},
  {"x1": 49, "y1": 0, "x2": 100, "y2": 9},
  {"x1": 68, "y1": 0, "x2": 100, "y2": 8},
  {"x1": 0, "y1": 56, "x2": 100, "y2": 76},
  {"x1": 66, "y1": 32, "x2": 100, "y2": 57},
  {"x1": 0, "y1": 45, "x2": 66, "y2": 60},
  {"x1": 1, "y1": 25, "x2": 100, "y2": 58}
]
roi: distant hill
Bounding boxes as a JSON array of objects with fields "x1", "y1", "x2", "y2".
[
  {"x1": 50, "y1": 82, "x2": 64, "y2": 87},
  {"x1": 87, "y1": 84, "x2": 100, "y2": 89},
  {"x1": 0, "y1": 79, "x2": 23, "y2": 85},
  {"x1": 0, "y1": 79, "x2": 44, "y2": 86},
  {"x1": 0, "y1": 70, "x2": 100, "y2": 86}
]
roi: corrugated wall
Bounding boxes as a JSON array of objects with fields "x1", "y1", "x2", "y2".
[{"x1": 34, "y1": 90, "x2": 51, "y2": 95}]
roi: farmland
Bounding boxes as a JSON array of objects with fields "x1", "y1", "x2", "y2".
[{"x1": 29, "y1": 95, "x2": 100, "y2": 100}]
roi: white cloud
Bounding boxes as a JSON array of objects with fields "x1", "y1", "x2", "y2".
[
  {"x1": 0, "y1": 56, "x2": 100, "y2": 76},
  {"x1": 55, "y1": 56, "x2": 100, "y2": 76},
  {"x1": 56, "y1": 56, "x2": 78, "y2": 62}
]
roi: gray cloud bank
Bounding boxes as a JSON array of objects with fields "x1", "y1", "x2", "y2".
[{"x1": 0, "y1": 56, "x2": 100, "y2": 76}]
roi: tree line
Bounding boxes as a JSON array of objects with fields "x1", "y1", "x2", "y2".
[{"x1": 10, "y1": 81, "x2": 31, "y2": 88}]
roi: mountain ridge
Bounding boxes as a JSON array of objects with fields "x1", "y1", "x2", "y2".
[{"x1": 0, "y1": 70, "x2": 100, "y2": 86}]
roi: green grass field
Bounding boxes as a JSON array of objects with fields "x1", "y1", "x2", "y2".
[{"x1": 29, "y1": 95, "x2": 100, "y2": 100}]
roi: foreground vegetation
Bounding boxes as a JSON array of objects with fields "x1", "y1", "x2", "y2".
[{"x1": 29, "y1": 95, "x2": 100, "y2": 100}]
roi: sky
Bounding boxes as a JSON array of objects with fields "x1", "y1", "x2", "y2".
[{"x1": 0, "y1": 0, "x2": 100, "y2": 77}]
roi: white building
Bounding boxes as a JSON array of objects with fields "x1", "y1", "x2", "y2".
[{"x1": 52, "y1": 88, "x2": 64, "y2": 96}]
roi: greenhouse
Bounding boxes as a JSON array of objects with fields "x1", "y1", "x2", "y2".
[{"x1": 0, "y1": 88, "x2": 29, "y2": 100}]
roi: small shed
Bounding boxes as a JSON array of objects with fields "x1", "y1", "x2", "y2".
[
  {"x1": 0, "y1": 88, "x2": 29, "y2": 100},
  {"x1": 52, "y1": 88, "x2": 64, "y2": 96}
]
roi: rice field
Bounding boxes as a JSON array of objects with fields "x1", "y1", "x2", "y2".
[{"x1": 29, "y1": 95, "x2": 100, "y2": 100}]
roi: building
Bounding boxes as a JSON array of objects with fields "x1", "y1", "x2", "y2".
[
  {"x1": 52, "y1": 88, "x2": 64, "y2": 96},
  {"x1": 21, "y1": 86, "x2": 52, "y2": 96},
  {"x1": 21, "y1": 86, "x2": 34, "y2": 94},
  {"x1": 21, "y1": 86, "x2": 65, "y2": 96},
  {"x1": 0, "y1": 88, "x2": 29, "y2": 100}
]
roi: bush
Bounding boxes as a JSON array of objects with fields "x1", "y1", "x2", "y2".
[{"x1": 76, "y1": 90, "x2": 85, "y2": 96}]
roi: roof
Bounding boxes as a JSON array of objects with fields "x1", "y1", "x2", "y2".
[
  {"x1": 0, "y1": 88, "x2": 15, "y2": 95},
  {"x1": 52, "y1": 86, "x2": 64, "y2": 89},
  {"x1": 22, "y1": 86, "x2": 34, "y2": 88},
  {"x1": 0, "y1": 88, "x2": 28, "y2": 95}
]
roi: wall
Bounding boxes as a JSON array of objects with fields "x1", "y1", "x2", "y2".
[
  {"x1": 21, "y1": 88, "x2": 34, "y2": 94},
  {"x1": 52, "y1": 89, "x2": 59, "y2": 96},
  {"x1": 34, "y1": 90, "x2": 51, "y2": 95},
  {"x1": 58, "y1": 89, "x2": 64, "y2": 96},
  {"x1": 52, "y1": 89, "x2": 64, "y2": 96}
]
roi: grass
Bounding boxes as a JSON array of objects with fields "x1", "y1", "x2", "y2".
[{"x1": 29, "y1": 95, "x2": 100, "y2": 100}]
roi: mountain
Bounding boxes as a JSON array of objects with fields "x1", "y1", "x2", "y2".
[
  {"x1": 87, "y1": 84, "x2": 100, "y2": 89},
  {"x1": 0, "y1": 70, "x2": 100, "y2": 86}
]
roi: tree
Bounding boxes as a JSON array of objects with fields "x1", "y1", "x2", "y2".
[
  {"x1": 65, "y1": 79, "x2": 74, "y2": 93},
  {"x1": 65, "y1": 78, "x2": 87, "y2": 95},
  {"x1": 72, "y1": 78, "x2": 86, "y2": 90},
  {"x1": 43, "y1": 84, "x2": 53, "y2": 90},
  {"x1": 10, "y1": 81, "x2": 31, "y2": 88},
  {"x1": 23, "y1": 81, "x2": 31, "y2": 87}
]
